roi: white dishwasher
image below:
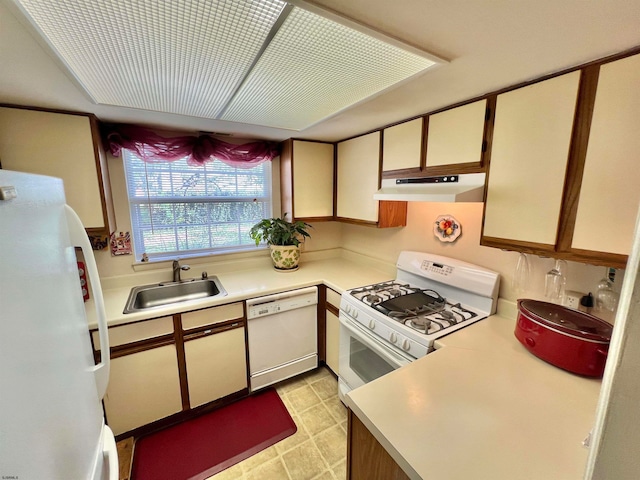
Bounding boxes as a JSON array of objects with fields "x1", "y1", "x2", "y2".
[{"x1": 246, "y1": 286, "x2": 318, "y2": 392}]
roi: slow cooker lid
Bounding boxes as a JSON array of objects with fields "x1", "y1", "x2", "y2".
[{"x1": 519, "y1": 299, "x2": 613, "y2": 341}]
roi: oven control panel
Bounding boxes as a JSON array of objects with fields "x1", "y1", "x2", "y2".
[{"x1": 421, "y1": 260, "x2": 453, "y2": 276}]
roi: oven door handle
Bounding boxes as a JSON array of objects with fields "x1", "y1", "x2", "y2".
[{"x1": 339, "y1": 314, "x2": 412, "y2": 367}]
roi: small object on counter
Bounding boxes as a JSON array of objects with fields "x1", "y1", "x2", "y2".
[
  {"x1": 595, "y1": 267, "x2": 619, "y2": 313},
  {"x1": 515, "y1": 299, "x2": 612, "y2": 377},
  {"x1": 201, "y1": 271, "x2": 208, "y2": 280},
  {"x1": 141, "y1": 252, "x2": 149, "y2": 262},
  {"x1": 579, "y1": 292, "x2": 594, "y2": 313}
]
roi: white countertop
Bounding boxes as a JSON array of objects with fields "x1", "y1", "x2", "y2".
[
  {"x1": 86, "y1": 253, "x2": 392, "y2": 328},
  {"x1": 89, "y1": 253, "x2": 602, "y2": 479},
  {"x1": 345, "y1": 308, "x2": 603, "y2": 480}
]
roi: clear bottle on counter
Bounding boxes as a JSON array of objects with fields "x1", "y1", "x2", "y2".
[{"x1": 595, "y1": 267, "x2": 619, "y2": 314}]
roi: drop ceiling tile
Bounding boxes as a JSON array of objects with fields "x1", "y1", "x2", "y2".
[
  {"x1": 220, "y1": 6, "x2": 437, "y2": 130},
  {"x1": 16, "y1": 0, "x2": 286, "y2": 118}
]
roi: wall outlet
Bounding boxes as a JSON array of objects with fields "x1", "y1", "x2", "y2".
[{"x1": 564, "y1": 290, "x2": 583, "y2": 309}]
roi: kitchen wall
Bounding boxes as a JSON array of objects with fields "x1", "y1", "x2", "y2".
[
  {"x1": 96, "y1": 155, "x2": 622, "y2": 317},
  {"x1": 340, "y1": 201, "x2": 622, "y2": 311},
  {"x1": 94, "y1": 154, "x2": 344, "y2": 279}
]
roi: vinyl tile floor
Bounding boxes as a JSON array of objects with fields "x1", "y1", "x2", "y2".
[{"x1": 116, "y1": 367, "x2": 348, "y2": 480}]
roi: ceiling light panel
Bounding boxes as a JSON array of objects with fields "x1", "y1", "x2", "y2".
[
  {"x1": 220, "y1": 7, "x2": 437, "y2": 130},
  {"x1": 14, "y1": 0, "x2": 286, "y2": 118}
]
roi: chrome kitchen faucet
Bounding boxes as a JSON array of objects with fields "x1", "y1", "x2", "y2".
[{"x1": 172, "y1": 260, "x2": 190, "y2": 283}]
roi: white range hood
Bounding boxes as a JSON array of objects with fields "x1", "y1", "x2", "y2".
[{"x1": 374, "y1": 173, "x2": 486, "y2": 202}]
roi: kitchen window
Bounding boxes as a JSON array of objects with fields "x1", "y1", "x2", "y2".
[{"x1": 123, "y1": 150, "x2": 272, "y2": 261}]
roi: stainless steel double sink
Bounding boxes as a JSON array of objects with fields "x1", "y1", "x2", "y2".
[{"x1": 123, "y1": 277, "x2": 227, "y2": 314}]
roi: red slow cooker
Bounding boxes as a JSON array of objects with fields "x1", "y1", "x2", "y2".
[{"x1": 515, "y1": 299, "x2": 613, "y2": 377}]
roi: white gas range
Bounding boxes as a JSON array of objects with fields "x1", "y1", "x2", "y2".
[{"x1": 338, "y1": 251, "x2": 500, "y2": 400}]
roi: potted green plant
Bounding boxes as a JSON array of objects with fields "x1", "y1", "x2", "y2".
[{"x1": 249, "y1": 214, "x2": 312, "y2": 271}]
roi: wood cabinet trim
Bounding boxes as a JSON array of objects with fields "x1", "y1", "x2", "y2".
[
  {"x1": 318, "y1": 285, "x2": 327, "y2": 363},
  {"x1": 479, "y1": 236, "x2": 556, "y2": 256},
  {"x1": 107, "y1": 333, "x2": 175, "y2": 359},
  {"x1": 335, "y1": 216, "x2": 379, "y2": 227},
  {"x1": 182, "y1": 319, "x2": 245, "y2": 341},
  {"x1": 556, "y1": 65, "x2": 600, "y2": 253},
  {"x1": 326, "y1": 303, "x2": 340, "y2": 316},
  {"x1": 88, "y1": 115, "x2": 116, "y2": 237},
  {"x1": 377, "y1": 201, "x2": 407, "y2": 228},
  {"x1": 347, "y1": 410, "x2": 411, "y2": 480},
  {"x1": 173, "y1": 314, "x2": 191, "y2": 410},
  {"x1": 280, "y1": 138, "x2": 294, "y2": 219},
  {"x1": 334, "y1": 45, "x2": 640, "y2": 147},
  {"x1": 480, "y1": 95, "x2": 497, "y2": 237},
  {"x1": 380, "y1": 167, "x2": 422, "y2": 179}
]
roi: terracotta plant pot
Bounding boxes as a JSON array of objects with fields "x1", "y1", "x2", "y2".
[{"x1": 269, "y1": 245, "x2": 300, "y2": 271}]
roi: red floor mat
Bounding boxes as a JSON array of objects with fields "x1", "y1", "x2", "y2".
[{"x1": 130, "y1": 388, "x2": 296, "y2": 480}]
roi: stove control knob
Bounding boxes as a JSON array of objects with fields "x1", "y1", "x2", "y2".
[
  {"x1": 389, "y1": 332, "x2": 397, "y2": 344},
  {"x1": 368, "y1": 319, "x2": 375, "y2": 330},
  {"x1": 353, "y1": 310, "x2": 359, "y2": 319},
  {"x1": 401, "y1": 339, "x2": 411, "y2": 351}
]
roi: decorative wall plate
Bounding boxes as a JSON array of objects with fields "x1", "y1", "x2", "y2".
[{"x1": 434, "y1": 215, "x2": 461, "y2": 243}]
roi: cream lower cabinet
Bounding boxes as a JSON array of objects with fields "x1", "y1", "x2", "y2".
[
  {"x1": 325, "y1": 288, "x2": 342, "y2": 375},
  {"x1": 325, "y1": 311, "x2": 340, "y2": 375},
  {"x1": 103, "y1": 344, "x2": 183, "y2": 436},
  {"x1": 184, "y1": 325, "x2": 248, "y2": 408}
]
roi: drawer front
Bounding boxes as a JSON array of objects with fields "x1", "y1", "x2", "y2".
[
  {"x1": 93, "y1": 316, "x2": 174, "y2": 350},
  {"x1": 326, "y1": 288, "x2": 341, "y2": 309},
  {"x1": 181, "y1": 302, "x2": 244, "y2": 330}
]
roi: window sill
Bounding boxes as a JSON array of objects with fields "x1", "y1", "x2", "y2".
[{"x1": 130, "y1": 246, "x2": 268, "y2": 273}]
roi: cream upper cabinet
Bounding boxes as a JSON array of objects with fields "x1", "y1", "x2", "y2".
[
  {"x1": 426, "y1": 100, "x2": 486, "y2": 168},
  {"x1": 571, "y1": 54, "x2": 640, "y2": 256},
  {"x1": 336, "y1": 132, "x2": 380, "y2": 222},
  {"x1": 292, "y1": 140, "x2": 334, "y2": 218},
  {"x1": 0, "y1": 107, "x2": 114, "y2": 236},
  {"x1": 382, "y1": 118, "x2": 422, "y2": 172},
  {"x1": 280, "y1": 139, "x2": 334, "y2": 220},
  {"x1": 483, "y1": 71, "x2": 581, "y2": 246}
]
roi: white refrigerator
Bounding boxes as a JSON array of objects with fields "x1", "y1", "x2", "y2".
[{"x1": 0, "y1": 170, "x2": 117, "y2": 479}]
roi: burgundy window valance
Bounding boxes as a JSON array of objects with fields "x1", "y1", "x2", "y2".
[{"x1": 103, "y1": 124, "x2": 280, "y2": 168}]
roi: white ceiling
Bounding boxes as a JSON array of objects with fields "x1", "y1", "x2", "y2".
[{"x1": 1, "y1": 0, "x2": 640, "y2": 142}]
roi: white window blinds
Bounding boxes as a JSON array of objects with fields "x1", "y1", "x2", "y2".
[{"x1": 123, "y1": 151, "x2": 272, "y2": 260}]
